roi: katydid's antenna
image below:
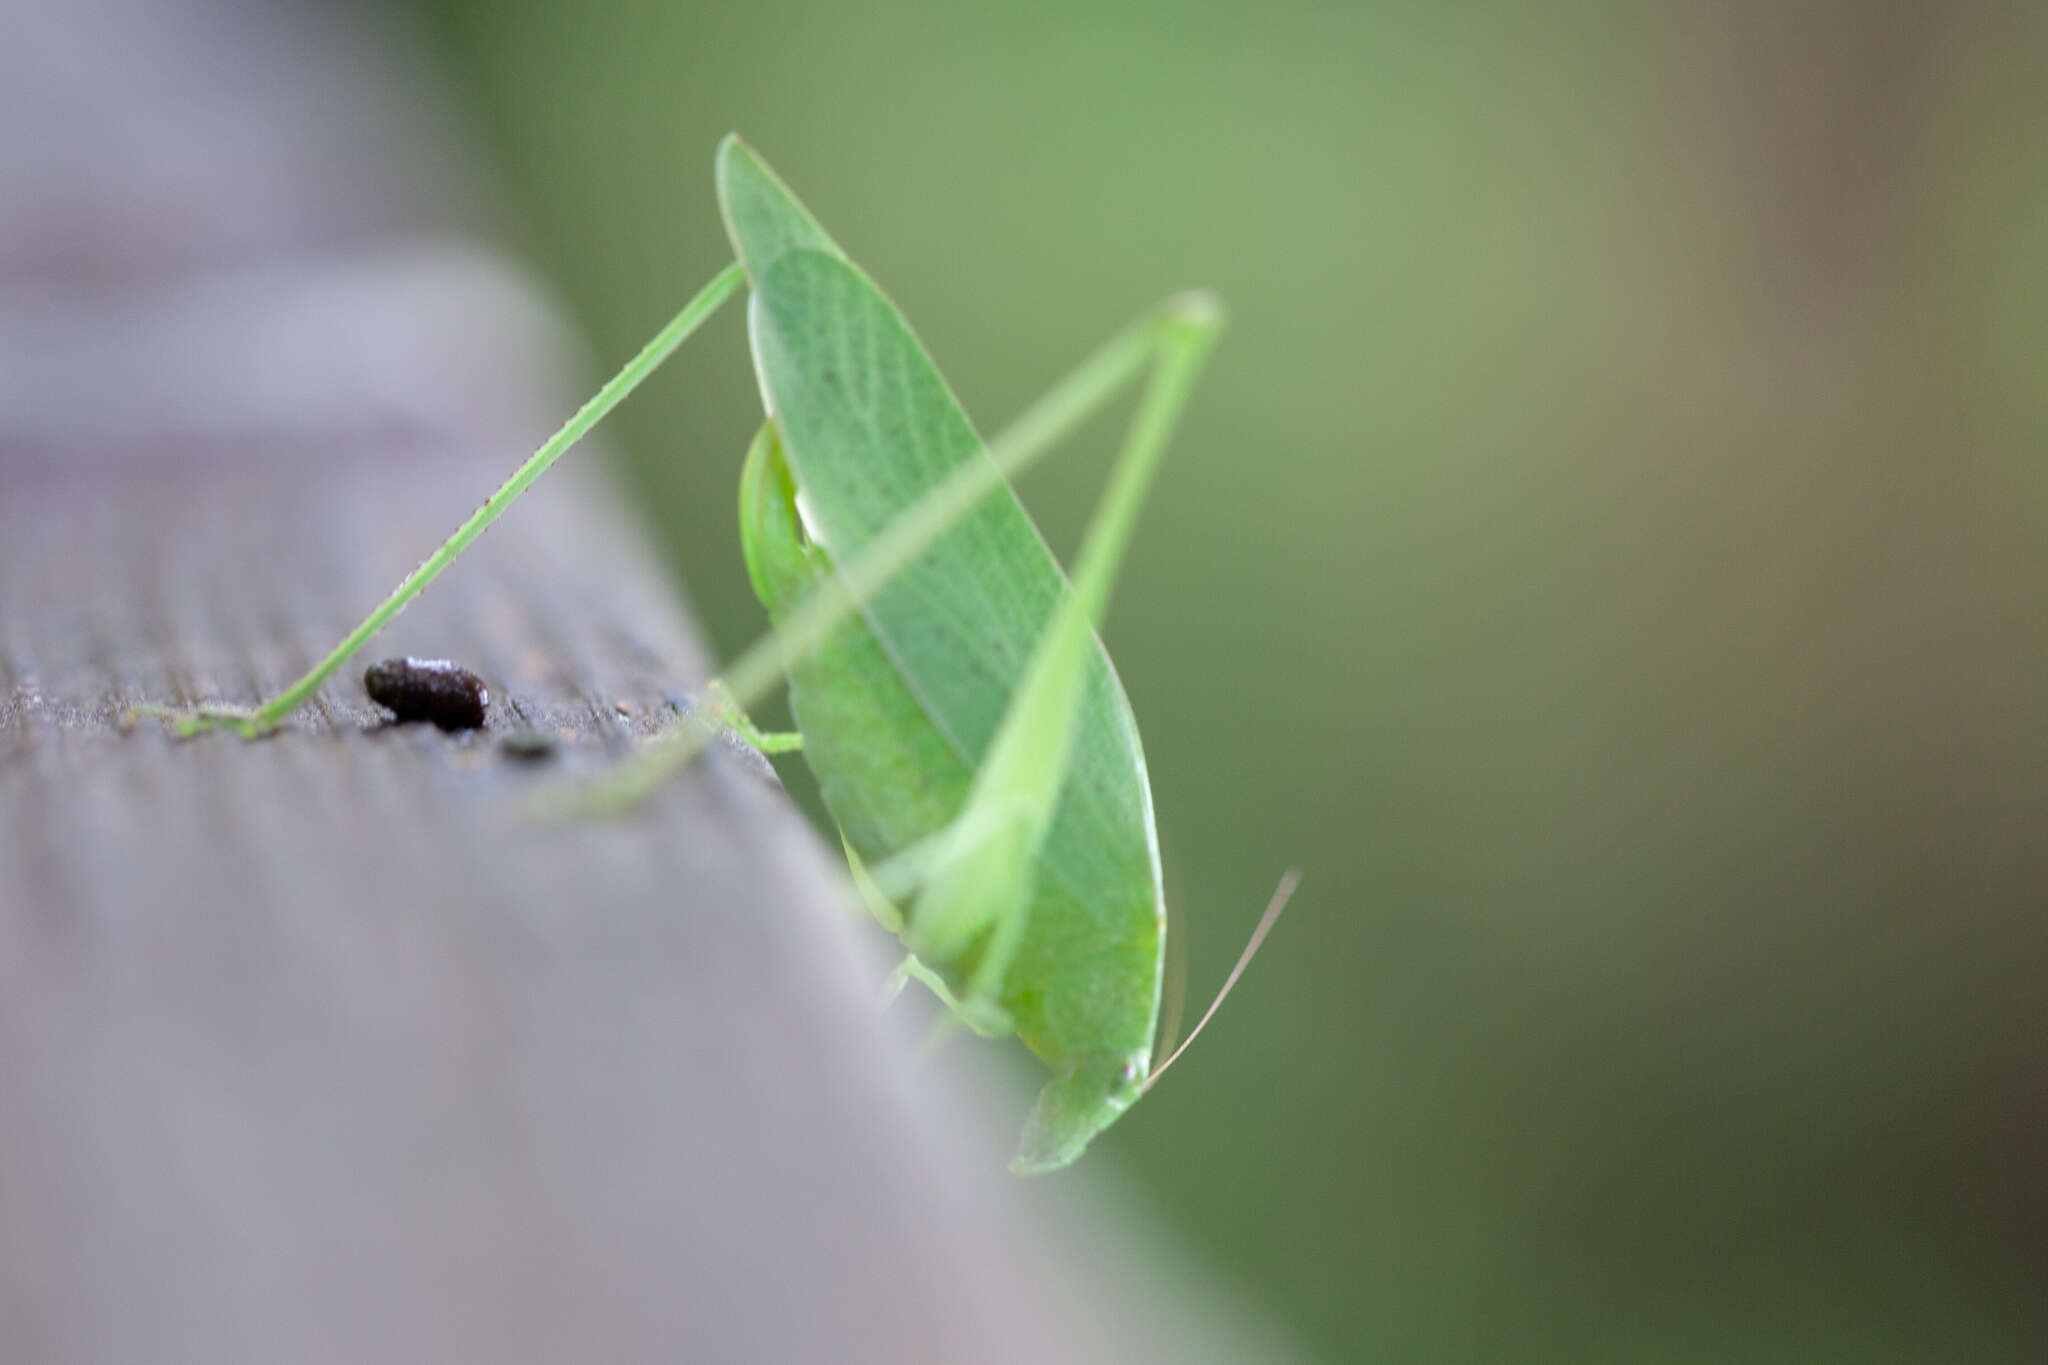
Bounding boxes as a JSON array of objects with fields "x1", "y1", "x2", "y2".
[{"x1": 1142, "y1": 869, "x2": 1301, "y2": 1092}]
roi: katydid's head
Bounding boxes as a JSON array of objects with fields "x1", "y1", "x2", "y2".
[{"x1": 1010, "y1": 1051, "x2": 1150, "y2": 1176}]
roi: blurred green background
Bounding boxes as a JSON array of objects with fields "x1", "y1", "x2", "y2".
[{"x1": 412, "y1": 2, "x2": 2044, "y2": 1359}]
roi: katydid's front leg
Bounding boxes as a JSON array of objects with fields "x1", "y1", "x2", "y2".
[
  {"x1": 842, "y1": 836, "x2": 1002, "y2": 1031},
  {"x1": 128, "y1": 264, "x2": 749, "y2": 738}
]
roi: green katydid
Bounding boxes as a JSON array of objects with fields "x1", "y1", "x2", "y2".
[{"x1": 132, "y1": 135, "x2": 1294, "y2": 1172}]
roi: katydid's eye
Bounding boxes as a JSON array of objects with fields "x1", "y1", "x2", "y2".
[
  {"x1": 1119, "y1": 1060, "x2": 1143, "y2": 1088},
  {"x1": 364, "y1": 657, "x2": 489, "y2": 732}
]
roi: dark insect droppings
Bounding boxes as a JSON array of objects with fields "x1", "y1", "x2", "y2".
[{"x1": 363, "y1": 657, "x2": 489, "y2": 731}]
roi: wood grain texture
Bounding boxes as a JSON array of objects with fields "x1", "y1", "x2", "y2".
[{"x1": 0, "y1": 3, "x2": 1296, "y2": 1361}]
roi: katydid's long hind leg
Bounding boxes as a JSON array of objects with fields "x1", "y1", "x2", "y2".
[
  {"x1": 128, "y1": 264, "x2": 748, "y2": 739},
  {"x1": 544, "y1": 293, "x2": 1223, "y2": 818},
  {"x1": 908, "y1": 293, "x2": 1226, "y2": 1013}
]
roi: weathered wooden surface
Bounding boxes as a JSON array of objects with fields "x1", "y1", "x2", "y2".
[{"x1": 0, "y1": 3, "x2": 1292, "y2": 1361}]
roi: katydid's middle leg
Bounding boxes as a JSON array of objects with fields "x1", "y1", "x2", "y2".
[{"x1": 549, "y1": 292, "x2": 1224, "y2": 823}]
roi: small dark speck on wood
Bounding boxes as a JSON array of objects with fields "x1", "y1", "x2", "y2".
[{"x1": 498, "y1": 729, "x2": 559, "y2": 762}]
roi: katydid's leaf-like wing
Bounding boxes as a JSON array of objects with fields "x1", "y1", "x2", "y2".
[
  {"x1": 716, "y1": 134, "x2": 845, "y2": 273},
  {"x1": 718, "y1": 137, "x2": 1164, "y2": 1168}
]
